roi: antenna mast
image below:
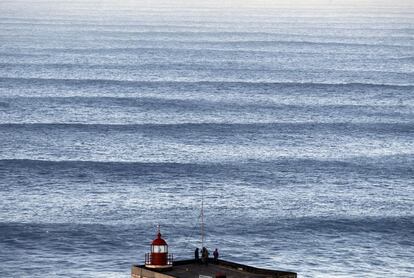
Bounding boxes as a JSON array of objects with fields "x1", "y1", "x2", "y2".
[{"x1": 201, "y1": 183, "x2": 205, "y2": 248}]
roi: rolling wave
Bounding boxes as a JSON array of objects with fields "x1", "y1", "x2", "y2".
[
  {"x1": 2, "y1": 215, "x2": 412, "y2": 240},
  {"x1": 2, "y1": 37, "x2": 413, "y2": 48},
  {"x1": 1, "y1": 18, "x2": 413, "y2": 31},
  {"x1": 1, "y1": 95, "x2": 412, "y2": 110},
  {"x1": 232, "y1": 215, "x2": 414, "y2": 235},
  {"x1": 1, "y1": 154, "x2": 412, "y2": 172},
  {"x1": 0, "y1": 158, "x2": 212, "y2": 170},
  {"x1": 1, "y1": 77, "x2": 412, "y2": 89},
  {"x1": 2, "y1": 43, "x2": 410, "y2": 62},
  {"x1": 0, "y1": 62, "x2": 412, "y2": 75},
  {"x1": 1, "y1": 157, "x2": 413, "y2": 187},
  {"x1": 3, "y1": 28, "x2": 413, "y2": 41},
  {"x1": 0, "y1": 122, "x2": 413, "y2": 133}
]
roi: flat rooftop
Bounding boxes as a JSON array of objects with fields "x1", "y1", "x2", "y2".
[{"x1": 132, "y1": 259, "x2": 297, "y2": 278}]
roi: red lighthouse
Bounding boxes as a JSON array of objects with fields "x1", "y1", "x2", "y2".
[{"x1": 145, "y1": 226, "x2": 173, "y2": 269}]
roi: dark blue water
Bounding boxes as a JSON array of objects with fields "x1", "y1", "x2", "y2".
[{"x1": 1, "y1": 0, "x2": 413, "y2": 277}]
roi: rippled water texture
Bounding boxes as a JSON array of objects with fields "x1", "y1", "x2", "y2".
[{"x1": 0, "y1": 0, "x2": 413, "y2": 277}]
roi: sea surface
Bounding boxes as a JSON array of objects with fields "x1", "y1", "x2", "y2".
[{"x1": 0, "y1": 0, "x2": 413, "y2": 277}]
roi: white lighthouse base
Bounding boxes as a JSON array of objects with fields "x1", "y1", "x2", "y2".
[{"x1": 145, "y1": 264, "x2": 173, "y2": 269}]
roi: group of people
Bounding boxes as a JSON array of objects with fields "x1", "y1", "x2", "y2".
[{"x1": 194, "y1": 247, "x2": 219, "y2": 265}]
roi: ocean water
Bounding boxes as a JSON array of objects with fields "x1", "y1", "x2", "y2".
[{"x1": 0, "y1": 0, "x2": 413, "y2": 277}]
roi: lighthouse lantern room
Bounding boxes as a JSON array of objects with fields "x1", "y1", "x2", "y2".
[{"x1": 145, "y1": 226, "x2": 173, "y2": 269}]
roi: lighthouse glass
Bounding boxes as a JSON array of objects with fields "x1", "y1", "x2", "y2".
[{"x1": 152, "y1": 245, "x2": 167, "y2": 253}]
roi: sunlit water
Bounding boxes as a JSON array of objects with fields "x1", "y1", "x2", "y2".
[{"x1": 0, "y1": 1, "x2": 413, "y2": 277}]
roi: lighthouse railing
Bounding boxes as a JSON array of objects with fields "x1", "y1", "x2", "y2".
[
  {"x1": 168, "y1": 253, "x2": 173, "y2": 265},
  {"x1": 145, "y1": 253, "x2": 150, "y2": 265},
  {"x1": 144, "y1": 253, "x2": 174, "y2": 266}
]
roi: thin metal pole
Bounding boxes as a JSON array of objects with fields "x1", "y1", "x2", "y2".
[{"x1": 201, "y1": 183, "x2": 205, "y2": 248}]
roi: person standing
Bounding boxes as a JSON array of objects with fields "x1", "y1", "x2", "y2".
[
  {"x1": 194, "y1": 247, "x2": 200, "y2": 262},
  {"x1": 213, "y1": 248, "x2": 219, "y2": 263},
  {"x1": 201, "y1": 247, "x2": 209, "y2": 265}
]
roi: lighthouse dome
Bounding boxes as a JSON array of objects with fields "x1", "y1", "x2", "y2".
[{"x1": 152, "y1": 232, "x2": 167, "y2": 245}]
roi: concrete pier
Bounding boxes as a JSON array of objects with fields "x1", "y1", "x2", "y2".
[{"x1": 132, "y1": 259, "x2": 297, "y2": 278}]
